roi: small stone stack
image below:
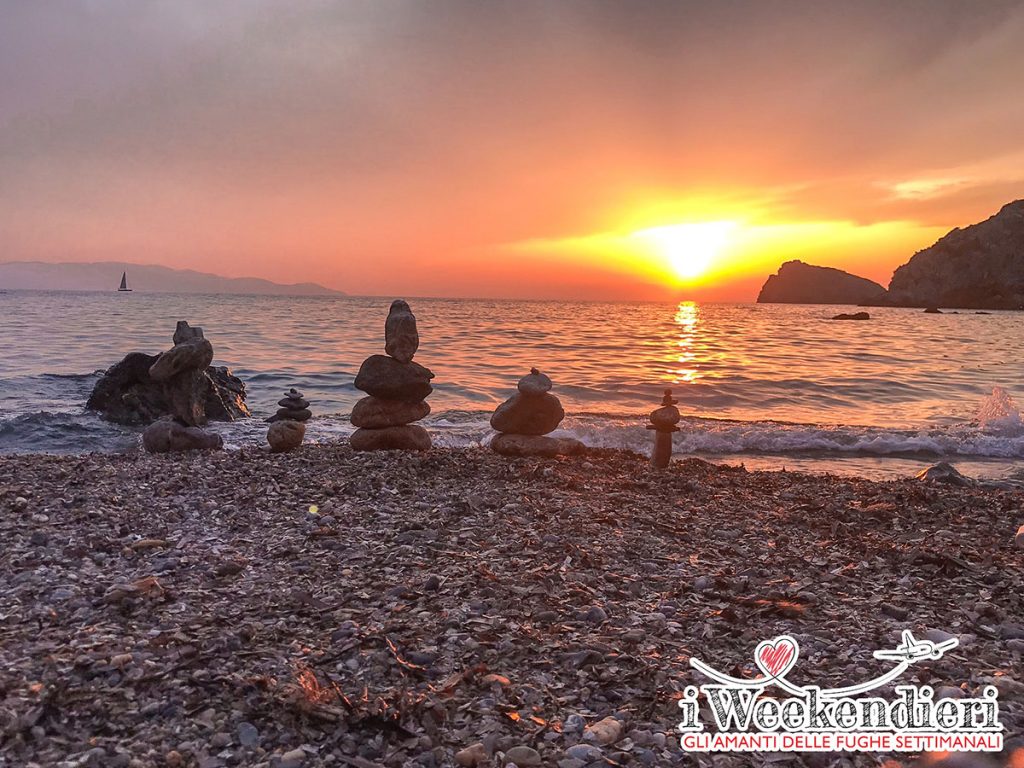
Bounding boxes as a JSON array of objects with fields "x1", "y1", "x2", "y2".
[
  {"x1": 350, "y1": 300, "x2": 433, "y2": 451},
  {"x1": 647, "y1": 388, "x2": 680, "y2": 468},
  {"x1": 141, "y1": 321, "x2": 223, "y2": 453},
  {"x1": 490, "y1": 369, "x2": 584, "y2": 457},
  {"x1": 266, "y1": 388, "x2": 311, "y2": 453}
]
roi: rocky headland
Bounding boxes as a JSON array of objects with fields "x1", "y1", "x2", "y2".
[
  {"x1": 886, "y1": 200, "x2": 1024, "y2": 310},
  {"x1": 758, "y1": 200, "x2": 1024, "y2": 310},
  {"x1": 757, "y1": 261, "x2": 886, "y2": 305}
]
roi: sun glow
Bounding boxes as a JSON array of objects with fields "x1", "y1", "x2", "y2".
[{"x1": 632, "y1": 221, "x2": 738, "y2": 280}]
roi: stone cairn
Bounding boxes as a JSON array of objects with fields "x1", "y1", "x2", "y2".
[
  {"x1": 647, "y1": 388, "x2": 680, "y2": 468},
  {"x1": 141, "y1": 321, "x2": 224, "y2": 453},
  {"x1": 349, "y1": 300, "x2": 433, "y2": 451},
  {"x1": 490, "y1": 368, "x2": 584, "y2": 457},
  {"x1": 266, "y1": 388, "x2": 311, "y2": 452}
]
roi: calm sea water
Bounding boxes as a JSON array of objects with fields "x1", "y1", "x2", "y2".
[{"x1": 2, "y1": 290, "x2": 1023, "y2": 480}]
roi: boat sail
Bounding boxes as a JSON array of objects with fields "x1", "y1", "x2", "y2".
[{"x1": 117, "y1": 271, "x2": 132, "y2": 292}]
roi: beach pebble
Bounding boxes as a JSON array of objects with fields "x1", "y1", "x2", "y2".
[
  {"x1": 237, "y1": 722, "x2": 259, "y2": 747},
  {"x1": 424, "y1": 574, "x2": 441, "y2": 591},
  {"x1": 504, "y1": 746, "x2": 541, "y2": 766},
  {"x1": 13, "y1": 496, "x2": 28, "y2": 511},
  {"x1": 564, "y1": 743, "x2": 602, "y2": 762},
  {"x1": 584, "y1": 716, "x2": 623, "y2": 745},
  {"x1": 1016, "y1": 524, "x2": 1024, "y2": 549},
  {"x1": 880, "y1": 602, "x2": 908, "y2": 620},
  {"x1": 279, "y1": 747, "x2": 307, "y2": 767},
  {"x1": 935, "y1": 686, "x2": 964, "y2": 699},
  {"x1": 455, "y1": 742, "x2": 487, "y2": 767},
  {"x1": 584, "y1": 606, "x2": 608, "y2": 624},
  {"x1": 562, "y1": 714, "x2": 586, "y2": 734}
]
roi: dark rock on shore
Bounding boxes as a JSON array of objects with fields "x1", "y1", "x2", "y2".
[
  {"x1": 88, "y1": 355, "x2": 249, "y2": 426},
  {"x1": 354, "y1": 355, "x2": 434, "y2": 402},
  {"x1": 831, "y1": 311, "x2": 871, "y2": 321},
  {"x1": 757, "y1": 260, "x2": 886, "y2": 305},
  {"x1": 350, "y1": 424, "x2": 431, "y2": 451},
  {"x1": 886, "y1": 200, "x2": 1024, "y2": 310},
  {"x1": 141, "y1": 419, "x2": 223, "y2": 452}
]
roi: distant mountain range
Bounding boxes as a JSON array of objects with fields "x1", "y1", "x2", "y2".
[
  {"x1": 758, "y1": 199, "x2": 1024, "y2": 309},
  {"x1": 0, "y1": 261, "x2": 345, "y2": 296}
]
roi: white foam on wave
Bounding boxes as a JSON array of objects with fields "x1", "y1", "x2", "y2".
[{"x1": 978, "y1": 386, "x2": 1023, "y2": 434}]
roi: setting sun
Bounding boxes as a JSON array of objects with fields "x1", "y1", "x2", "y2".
[{"x1": 632, "y1": 221, "x2": 738, "y2": 280}]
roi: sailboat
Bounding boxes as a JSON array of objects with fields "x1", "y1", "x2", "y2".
[{"x1": 117, "y1": 271, "x2": 132, "y2": 292}]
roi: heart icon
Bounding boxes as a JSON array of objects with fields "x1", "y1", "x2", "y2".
[{"x1": 755, "y1": 635, "x2": 799, "y2": 679}]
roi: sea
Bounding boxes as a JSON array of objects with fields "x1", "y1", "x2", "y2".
[{"x1": 2, "y1": 290, "x2": 1023, "y2": 481}]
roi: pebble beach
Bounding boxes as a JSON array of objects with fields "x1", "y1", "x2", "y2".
[{"x1": 2, "y1": 446, "x2": 1022, "y2": 767}]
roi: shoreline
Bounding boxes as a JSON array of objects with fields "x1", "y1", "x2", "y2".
[{"x1": 1, "y1": 446, "x2": 1022, "y2": 766}]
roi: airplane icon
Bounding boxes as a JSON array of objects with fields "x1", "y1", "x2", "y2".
[{"x1": 873, "y1": 630, "x2": 959, "y2": 663}]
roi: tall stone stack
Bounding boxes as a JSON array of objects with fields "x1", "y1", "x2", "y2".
[
  {"x1": 349, "y1": 300, "x2": 433, "y2": 451},
  {"x1": 141, "y1": 321, "x2": 224, "y2": 452},
  {"x1": 647, "y1": 388, "x2": 680, "y2": 468},
  {"x1": 490, "y1": 369, "x2": 584, "y2": 457}
]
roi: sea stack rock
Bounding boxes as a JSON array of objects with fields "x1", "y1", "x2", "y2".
[
  {"x1": 490, "y1": 369, "x2": 584, "y2": 457},
  {"x1": 266, "y1": 388, "x2": 311, "y2": 452},
  {"x1": 349, "y1": 301, "x2": 433, "y2": 451},
  {"x1": 647, "y1": 389, "x2": 681, "y2": 469}
]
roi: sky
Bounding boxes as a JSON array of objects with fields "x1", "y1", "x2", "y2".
[{"x1": 1, "y1": 1, "x2": 1023, "y2": 301}]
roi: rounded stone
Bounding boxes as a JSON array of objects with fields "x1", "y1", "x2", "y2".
[
  {"x1": 278, "y1": 397, "x2": 310, "y2": 409},
  {"x1": 275, "y1": 407, "x2": 312, "y2": 422},
  {"x1": 267, "y1": 420, "x2": 305, "y2": 453},
  {"x1": 354, "y1": 355, "x2": 434, "y2": 402},
  {"x1": 490, "y1": 433, "x2": 584, "y2": 458},
  {"x1": 149, "y1": 339, "x2": 214, "y2": 382},
  {"x1": 517, "y1": 368, "x2": 552, "y2": 396},
  {"x1": 142, "y1": 420, "x2": 223, "y2": 453},
  {"x1": 649, "y1": 404, "x2": 680, "y2": 429},
  {"x1": 351, "y1": 396, "x2": 430, "y2": 428},
  {"x1": 350, "y1": 424, "x2": 432, "y2": 451},
  {"x1": 490, "y1": 392, "x2": 564, "y2": 435},
  {"x1": 385, "y1": 299, "x2": 419, "y2": 363}
]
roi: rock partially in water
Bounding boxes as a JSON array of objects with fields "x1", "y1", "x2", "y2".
[
  {"x1": 354, "y1": 355, "x2": 434, "y2": 403},
  {"x1": 88, "y1": 353, "x2": 249, "y2": 426},
  {"x1": 350, "y1": 424, "x2": 432, "y2": 451},
  {"x1": 490, "y1": 433, "x2": 583, "y2": 458},
  {"x1": 916, "y1": 462, "x2": 972, "y2": 486},
  {"x1": 831, "y1": 311, "x2": 871, "y2": 321},
  {"x1": 887, "y1": 199, "x2": 1024, "y2": 310},
  {"x1": 384, "y1": 299, "x2": 419, "y2": 363},
  {"x1": 757, "y1": 260, "x2": 886, "y2": 305},
  {"x1": 142, "y1": 420, "x2": 223, "y2": 453},
  {"x1": 491, "y1": 392, "x2": 565, "y2": 435},
  {"x1": 351, "y1": 396, "x2": 430, "y2": 428}
]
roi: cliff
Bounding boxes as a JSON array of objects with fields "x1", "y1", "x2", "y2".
[
  {"x1": 756, "y1": 260, "x2": 886, "y2": 305},
  {"x1": 885, "y1": 200, "x2": 1024, "y2": 309}
]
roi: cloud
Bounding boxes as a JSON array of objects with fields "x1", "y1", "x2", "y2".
[{"x1": 1, "y1": 1, "x2": 1023, "y2": 298}]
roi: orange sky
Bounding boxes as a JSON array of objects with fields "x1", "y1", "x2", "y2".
[{"x1": 2, "y1": 2, "x2": 1023, "y2": 301}]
